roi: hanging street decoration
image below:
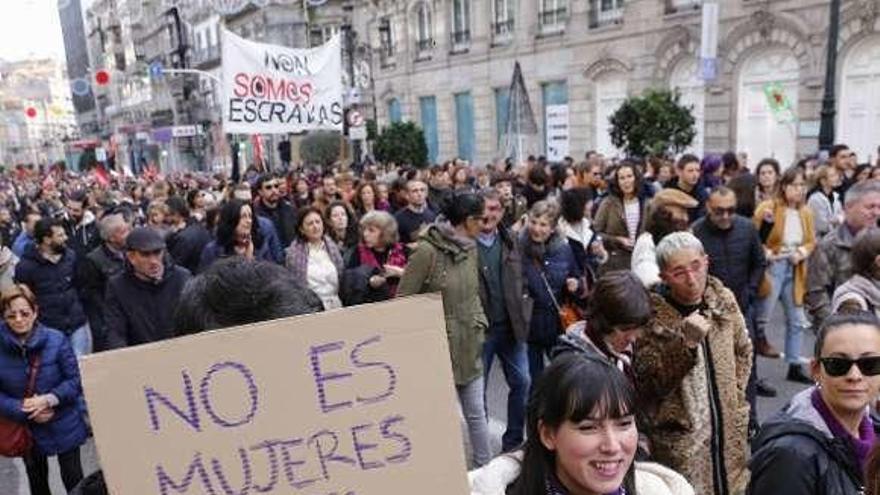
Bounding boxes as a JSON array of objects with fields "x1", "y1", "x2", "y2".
[
  {"x1": 25, "y1": 107, "x2": 38, "y2": 119},
  {"x1": 95, "y1": 70, "x2": 111, "y2": 86}
]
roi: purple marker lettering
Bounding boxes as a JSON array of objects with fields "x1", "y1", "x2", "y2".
[
  {"x1": 210, "y1": 447, "x2": 253, "y2": 495},
  {"x1": 249, "y1": 440, "x2": 281, "y2": 493},
  {"x1": 144, "y1": 370, "x2": 200, "y2": 432},
  {"x1": 156, "y1": 452, "x2": 216, "y2": 495},
  {"x1": 350, "y1": 336, "x2": 397, "y2": 406},
  {"x1": 309, "y1": 342, "x2": 353, "y2": 414},
  {"x1": 308, "y1": 429, "x2": 356, "y2": 481},
  {"x1": 276, "y1": 438, "x2": 321, "y2": 489},
  {"x1": 380, "y1": 415, "x2": 412, "y2": 464},
  {"x1": 199, "y1": 361, "x2": 259, "y2": 428},
  {"x1": 350, "y1": 423, "x2": 384, "y2": 470}
]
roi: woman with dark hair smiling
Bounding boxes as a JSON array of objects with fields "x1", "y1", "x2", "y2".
[
  {"x1": 594, "y1": 162, "x2": 648, "y2": 272},
  {"x1": 468, "y1": 354, "x2": 694, "y2": 495},
  {"x1": 749, "y1": 312, "x2": 880, "y2": 495}
]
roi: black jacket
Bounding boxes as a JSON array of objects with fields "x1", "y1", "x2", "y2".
[
  {"x1": 104, "y1": 261, "x2": 191, "y2": 349},
  {"x1": 666, "y1": 178, "x2": 708, "y2": 222},
  {"x1": 748, "y1": 388, "x2": 876, "y2": 495},
  {"x1": 254, "y1": 200, "x2": 298, "y2": 248},
  {"x1": 64, "y1": 218, "x2": 101, "y2": 259},
  {"x1": 14, "y1": 245, "x2": 86, "y2": 334},
  {"x1": 78, "y1": 244, "x2": 126, "y2": 351},
  {"x1": 166, "y1": 220, "x2": 212, "y2": 274},
  {"x1": 692, "y1": 215, "x2": 766, "y2": 312}
]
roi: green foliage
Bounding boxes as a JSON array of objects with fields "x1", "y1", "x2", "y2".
[
  {"x1": 609, "y1": 89, "x2": 696, "y2": 158},
  {"x1": 374, "y1": 121, "x2": 428, "y2": 168},
  {"x1": 366, "y1": 119, "x2": 378, "y2": 141},
  {"x1": 300, "y1": 131, "x2": 342, "y2": 167}
]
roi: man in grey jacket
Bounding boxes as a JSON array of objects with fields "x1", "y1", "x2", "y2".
[{"x1": 806, "y1": 180, "x2": 880, "y2": 329}]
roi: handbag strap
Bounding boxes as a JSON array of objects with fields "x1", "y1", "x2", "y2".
[
  {"x1": 24, "y1": 354, "x2": 40, "y2": 398},
  {"x1": 533, "y1": 259, "x2": 562, "y2": 313}
]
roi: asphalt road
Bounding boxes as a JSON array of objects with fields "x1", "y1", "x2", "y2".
[{"x1": 0, "y1": 305, "x2": 812, "y2": 493}]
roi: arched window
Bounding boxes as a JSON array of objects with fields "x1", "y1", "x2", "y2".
[{"x1": 839, "y1": 36, "x2": 880, "y2": 163}]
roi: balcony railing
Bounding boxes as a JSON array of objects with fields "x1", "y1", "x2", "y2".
[
  {"x1": 539, "y1": 8, "x2": 567, "y2": 32},
  {"x1": 192, "y1": 45, "x2": 220, "y2": 66},
  {"x1": 666, "y1": 0, "x2": 701, "y2": 14},
  {"x1": 416, "y1": 38, "x2": 434, "y2": 52}
]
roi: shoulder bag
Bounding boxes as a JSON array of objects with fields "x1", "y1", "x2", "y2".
[{"x1": 0, "y1": 353, "x2": 41, "y2": 458}]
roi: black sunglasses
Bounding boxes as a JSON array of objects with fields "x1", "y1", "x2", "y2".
[{"x1": 819, "y1": 356, "x2": 880, "y2": 377}]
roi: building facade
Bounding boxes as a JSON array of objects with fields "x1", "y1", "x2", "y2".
[{"x1": 365, "y1": 0, "x2": 880, "y2": 168}]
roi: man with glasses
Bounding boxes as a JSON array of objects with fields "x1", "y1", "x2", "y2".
[
  {"x1": 105, "y1": 227, "x2": 191, "y2": 349},
  {"x1": 635, "y1": 232, "x2": 752, "y2": 495},
  {"x1": 694, "y1": 188, "x2": 774, "y2": 429},
  {"x1": 254, "y1": 174, "x2": 298, "y2": 248}
]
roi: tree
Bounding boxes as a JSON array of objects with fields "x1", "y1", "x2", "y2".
[
  {"x1": 609, "y1": 89, "x2": 696, "y2": 158},
  {"x1": 374, "y1": 121, "x2": 428, "y2": 168},
  {"x1": 300, "y1": 131, "x2": 342, "y2": 168}
]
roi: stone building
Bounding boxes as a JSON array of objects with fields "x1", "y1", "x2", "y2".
[{"x1": 364, "y1": 0, "x2": 880, "y2": 168}]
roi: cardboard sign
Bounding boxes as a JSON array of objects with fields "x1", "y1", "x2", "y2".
[
  {"x1": 222, "y1": 29, "x2": 344, "y2": 134},
  {"x1": 80, "y1": 295, "x2": 468, "y2": 495}
]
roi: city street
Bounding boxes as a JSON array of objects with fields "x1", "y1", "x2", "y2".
[{"x1": 0, "y1": 304, "x2": 812, "y2": 493}]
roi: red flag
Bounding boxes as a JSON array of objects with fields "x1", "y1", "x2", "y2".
[
  {"x1": 252, "y1": 134, "x2": 265, "y2": 171},
  {"x1": 93, "y1": 165, "x2": 110, "y2": 188}
]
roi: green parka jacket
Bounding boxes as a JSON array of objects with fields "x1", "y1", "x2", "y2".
[{"x1": 398, "y1": 223, "x2": 488, "y2": 385}]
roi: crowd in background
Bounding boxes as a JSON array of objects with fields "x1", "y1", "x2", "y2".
[{"x1": 0, "y1": 142, "x2": 877, "y2": 495}]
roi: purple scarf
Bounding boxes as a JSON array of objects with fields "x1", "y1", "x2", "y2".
[
  {"x1": 811, "y1": 388, "x2": 877, "y2": 469},
  {"x1": 545, "y1": 473, "x2": 626, "y2": 495}
]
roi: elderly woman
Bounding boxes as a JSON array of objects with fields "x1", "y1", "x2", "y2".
[
  {"x1": 341, "y1": 210, "x2": 407, "y2": 306},
  {"x1": 0, "y1": 284, "x2": 88, "y2": 495},
  {"x1": 286, "y1": 206, "x2": 345, "y2": 310},
  {"x1": 520, "y1": 199, "x2": 582, "y2": 382}
]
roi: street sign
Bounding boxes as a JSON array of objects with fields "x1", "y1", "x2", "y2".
[
  {"x1": 71, "y1": 78, "x2": 91, "y2": 96},
  {"x1": 347, "y1": 109, "x2": 364, "y2": 127},
  {"x1": 350, "y1": 126, "x2": 367, "y2": 140},
  {"x1": 149, "y1": 61, "x2": 164, "y2": 80},
  {"x1": 95, "y1": 147, "x2": 107, "y2": 162},
  {"x1": 172, "y1": 125, "x2": 201, "y2": 138}
]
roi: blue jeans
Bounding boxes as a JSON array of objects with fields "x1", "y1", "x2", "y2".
[
  {"x1": 483, "y1": 322, "x2": 530, "y2": 452},
  {"x1": 457, "y1": 376, "x2": 491, "y2": 468},
  {"x1": 68, "y1": 323, "x2": 92, "y2": 357},
  {"x1": 758, "y1": 260, "x2": 807, "y2": 364}
]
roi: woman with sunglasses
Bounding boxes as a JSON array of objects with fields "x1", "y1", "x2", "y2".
[
  {"x1": 0, "y1": 284, "x2": 88, "y2": 495},
  {"x1": 749, "y1": 311, "x2": 880, "y2": 495}
]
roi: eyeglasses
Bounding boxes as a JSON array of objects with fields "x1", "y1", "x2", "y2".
[
  {"x1": 711, "y1": 207, "x2": 736, "y2": 217},
  {"x1": 666, "y1": 258, "x2": 707, "y2": 281},
  {"x1": 4, "y1": 310, "x2": 33, "y2": 321},
  {"x1": 819, "y1": 356, "x2": 880, "y2": 377},
  {"x1": 262, "y1": 183, "x2": 279, "y2": 190}
]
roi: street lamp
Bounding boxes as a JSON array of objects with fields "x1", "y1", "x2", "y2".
[
  {"x1": 341, "y1": 2, "x2": 362, "y2": 165},
  {"x1": 818, "y1": 0, "x2": 841, "y2": 152}
]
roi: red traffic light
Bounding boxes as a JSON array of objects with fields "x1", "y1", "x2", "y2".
[
  {"x1": 25, "y1": 107, "x2": 37, "y2": 118},
  {"x1": 95, "y1": 70, "x2": 110, "y2": 86}
]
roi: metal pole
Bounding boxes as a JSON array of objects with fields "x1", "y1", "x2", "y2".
[{"x1": 818, "y1": 0, "x2": 841, "y2": 151}]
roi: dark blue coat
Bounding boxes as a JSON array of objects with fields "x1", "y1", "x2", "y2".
[
  {"x1": 0, "y1": 323, "x2": 88, "y2": 456},
  {"x1": 197, "y1": 239, "x2": 274, "y2": 273},
  {"x1": 520, "y1": 233, "x2": 582, "y2": 347},
  {"x1": 14, "y1": 245, "x2": 87, "y2": 334}
]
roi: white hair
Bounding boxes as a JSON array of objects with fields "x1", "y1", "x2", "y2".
[{"x1": 655, "y1": 231, "x2": 705, "y2": 272}]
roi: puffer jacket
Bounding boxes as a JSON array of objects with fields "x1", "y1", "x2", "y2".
[
  {"x1": 748, "y1": 387, "x2": 876, "y2": 495},
  {"x1": 398, "y1": 223, "x2": 487, "y2": 386},
  {"x1": 0, "y1": 323, "x2": 88, "y2": 456},
  {"x1": 14, "y1": 245, "x2": 87, "y2": 334},
  {"x1": 635, "y1": 277, "x2": 753, "y2": 495},
  {"x1": 468, "y1": 451, "x2": 695, "y2": 495},
  {"x1": 806, "y1": 223, "x2": 856, "y2": 329},
  {"x1": 520, "y1": 232, "x2": 581, "y2": 348}
]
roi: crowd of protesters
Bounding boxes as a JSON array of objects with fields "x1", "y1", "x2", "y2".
[{"x1": 0, "y1": 142, "x2": 877, "y2": 495}]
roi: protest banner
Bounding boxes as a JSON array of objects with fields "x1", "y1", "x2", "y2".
[
  {"x1": 80, "y1": 295, "x2": 469, "y2": 495},
  {"x1": 221, "y1": 28, "x2": 344, "y2": 134}
]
